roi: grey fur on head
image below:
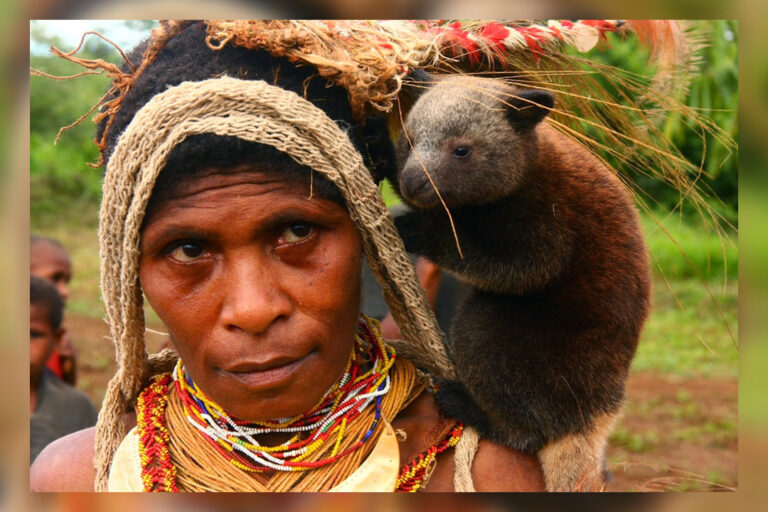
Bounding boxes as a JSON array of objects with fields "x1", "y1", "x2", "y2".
[{"x1": 395, "y1": 77, "x2": 553, "y2": 209}]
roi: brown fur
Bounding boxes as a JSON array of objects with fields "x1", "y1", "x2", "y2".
[{"x1": 384, "y1": 76, "x2": 651, "y2": 491}]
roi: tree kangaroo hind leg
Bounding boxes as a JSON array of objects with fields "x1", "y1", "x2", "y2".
[{"x1": 537, "y1": 409, "x2": 623, "y2": 492}]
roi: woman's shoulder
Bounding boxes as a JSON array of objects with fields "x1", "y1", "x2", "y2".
[
  {"x1": 471, "y1": 437, "x2": 546, "y2": 491},
  {"x1": 30, "y1": 426, "x2": 97, "y2": 491},
  {"x1": 392, "y1": 388, "x2": 545, "y2": 492},
  {"x1": 31, "y1": 411, "x2": 137, "y2": 492}
]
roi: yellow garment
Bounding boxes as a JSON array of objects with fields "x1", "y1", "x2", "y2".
[{"x1": 108, "y1": 421, "x2": 401, "y2": 492}]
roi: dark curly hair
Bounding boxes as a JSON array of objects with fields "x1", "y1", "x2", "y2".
[
  {"x1": 98, "y1": 22, "x2": 396, "y2": 213},
  {"x1": 30, "y1": 275, "x2": 64, "y2": 330}
]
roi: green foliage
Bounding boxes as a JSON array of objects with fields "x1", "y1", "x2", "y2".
[
  {"x1": 379, "y1": 178, "x2": 402, "y2": 207},
  {"x1": 582, "y1": 21, "x2": 738, "y2": 223},
  {"x1": 30, "y1": 36, "x2": 114, "y2": 226},
  {"x1": 30, "y1": 131, "x2": 102, "y2": 225},
  {"x1": 662, "y1": 21, "x2": 738, "y2": 213}
]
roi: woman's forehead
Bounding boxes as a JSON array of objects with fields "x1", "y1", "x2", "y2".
[
  {"x1": 161, "y1": 167, "x2": 300, "y2": 201},
  {"x1": 144, "y1": 164, "x2": 343, "y2": 224},
  {"x1": 143, "y1": 168, "x2": 346, "y2": 229}
]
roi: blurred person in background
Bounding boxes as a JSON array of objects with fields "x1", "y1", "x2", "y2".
[
  {"x1": 30, "y1": 275, "x2": 97, "y2": 464},
  {"x1": 30, "y1": 234, "x2": 78, "y2": 385}
]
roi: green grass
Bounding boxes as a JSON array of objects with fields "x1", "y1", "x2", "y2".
[
  {"x1": 632, "y1": 276, "x2": 738, "y2": 377},
  {"x1": 640, "y1": 211, "x2": 737, "y2": 282},
  {"x1": 611, "y1": 426, "x2": 660, "y2": 453},
  {"x1": 671, "y1": 420, "x2": 737, "y2": 447},
  {"x1": 627, "y1": 210, "x2": 738, "y2": 377}
]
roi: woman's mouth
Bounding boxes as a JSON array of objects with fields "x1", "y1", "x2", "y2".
[{"x1": 218, "y1": 355, "x2": 308, "y2": 389}]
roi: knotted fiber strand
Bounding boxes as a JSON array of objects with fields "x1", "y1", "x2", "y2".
[{"x1": 94, "y1": 76, "x2": 458, "y2": 491}]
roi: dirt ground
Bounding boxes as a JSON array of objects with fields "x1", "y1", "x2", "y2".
[
  {"x1": 65, "y1": 314, "x2": 738, "y2": 493},
  {"x1": 606, "y1": 373, "x2": 737, "y2": 491}
]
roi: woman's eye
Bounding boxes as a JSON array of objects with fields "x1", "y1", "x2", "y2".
[
  {"x1": 281, "y1": 223, "x2": 314, "y2": 244},
  {"x1": 169, "y1": 243, "x2": 205, "y2": 262},
  {"x1": 452, "y1": 146, "x2": 472, "y2": 159}
]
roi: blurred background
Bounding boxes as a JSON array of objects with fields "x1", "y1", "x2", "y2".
[{"x1": 2, "y1": 0, "x2": 765, "y2": 510}]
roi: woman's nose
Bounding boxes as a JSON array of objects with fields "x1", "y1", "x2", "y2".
[{"x1": 219, "y1": 251, "x2": 293, "y2": 335}]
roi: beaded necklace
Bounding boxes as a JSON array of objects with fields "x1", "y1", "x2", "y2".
[
  {"x1": 136, "y1": 372, "x2": 178, "y2": 492},
  {"x1": 136, "y1": 371, "x2": 463, "y2": 492},
  {"x1": 173, "y1": 316, "x2": 396, "y2": 473},
  {"x1": 134, "y1": 315, "x2": 464, "y2": 492},
  {"x1": 395, "y1": 423, "x2": 464, "y2": 492}
]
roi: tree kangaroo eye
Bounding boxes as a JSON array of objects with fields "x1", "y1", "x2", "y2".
[{"x1": 452, "y1": 146, "x2": 472, "y2": 158}]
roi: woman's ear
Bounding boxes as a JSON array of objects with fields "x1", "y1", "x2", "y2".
[{"x1": 506, "y1": 90, "x2": 554, "y2": 129}]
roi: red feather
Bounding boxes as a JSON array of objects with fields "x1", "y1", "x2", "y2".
[
  {"x1": 479, "y1": 22, "x2": 511, "y2": 68},
  {"x1": 580, "y1": 20, "x2": 618, "y2": 33},
  {"x1": 479, "y1": 22, "x2": 510, "y2": 47},
  {"x1": 515, "y1": 26, "x2": 548, "y2": 61},
  {"x1": 442, "y1": 22, "x2": 481, "y2": 65}
]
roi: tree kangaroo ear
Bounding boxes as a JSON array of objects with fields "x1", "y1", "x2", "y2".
[
  {"x1": 506, "y1": 90, "x2": 554, "y2": 129},
  {"x1": 403, "y1": 68, "x2": 433, "y2": 101}
]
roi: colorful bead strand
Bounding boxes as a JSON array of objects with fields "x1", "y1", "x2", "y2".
[
  {"x1": 136, "y1": 373, "x2": 179, "y2": 492},
  {"x1": 395, "y1": 423, "x2": 464, "y2": 492}
]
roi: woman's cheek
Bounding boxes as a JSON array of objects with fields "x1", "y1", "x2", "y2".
[
  {"x1": 285, "y1": 234, "x2": 358, "y2": 315},
  {"x1": 141, "y1": 261, "x2": 211, "y2": 338},
  {"x1": 320, "y1": 234, "x2": 362, "y2": 309}
]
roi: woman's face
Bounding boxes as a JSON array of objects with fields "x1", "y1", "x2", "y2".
[{"x1": 139, "y1": 166, "x2": 362, "y2": 421}]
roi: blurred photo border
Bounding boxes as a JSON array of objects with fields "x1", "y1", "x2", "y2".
[{"x1": 5, "y1": 1, "x2": 763, "y2": 510}]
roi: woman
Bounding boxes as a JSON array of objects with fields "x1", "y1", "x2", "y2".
[{"x1": 30, "y1": 21, "x2": 544, "y2": 492}]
